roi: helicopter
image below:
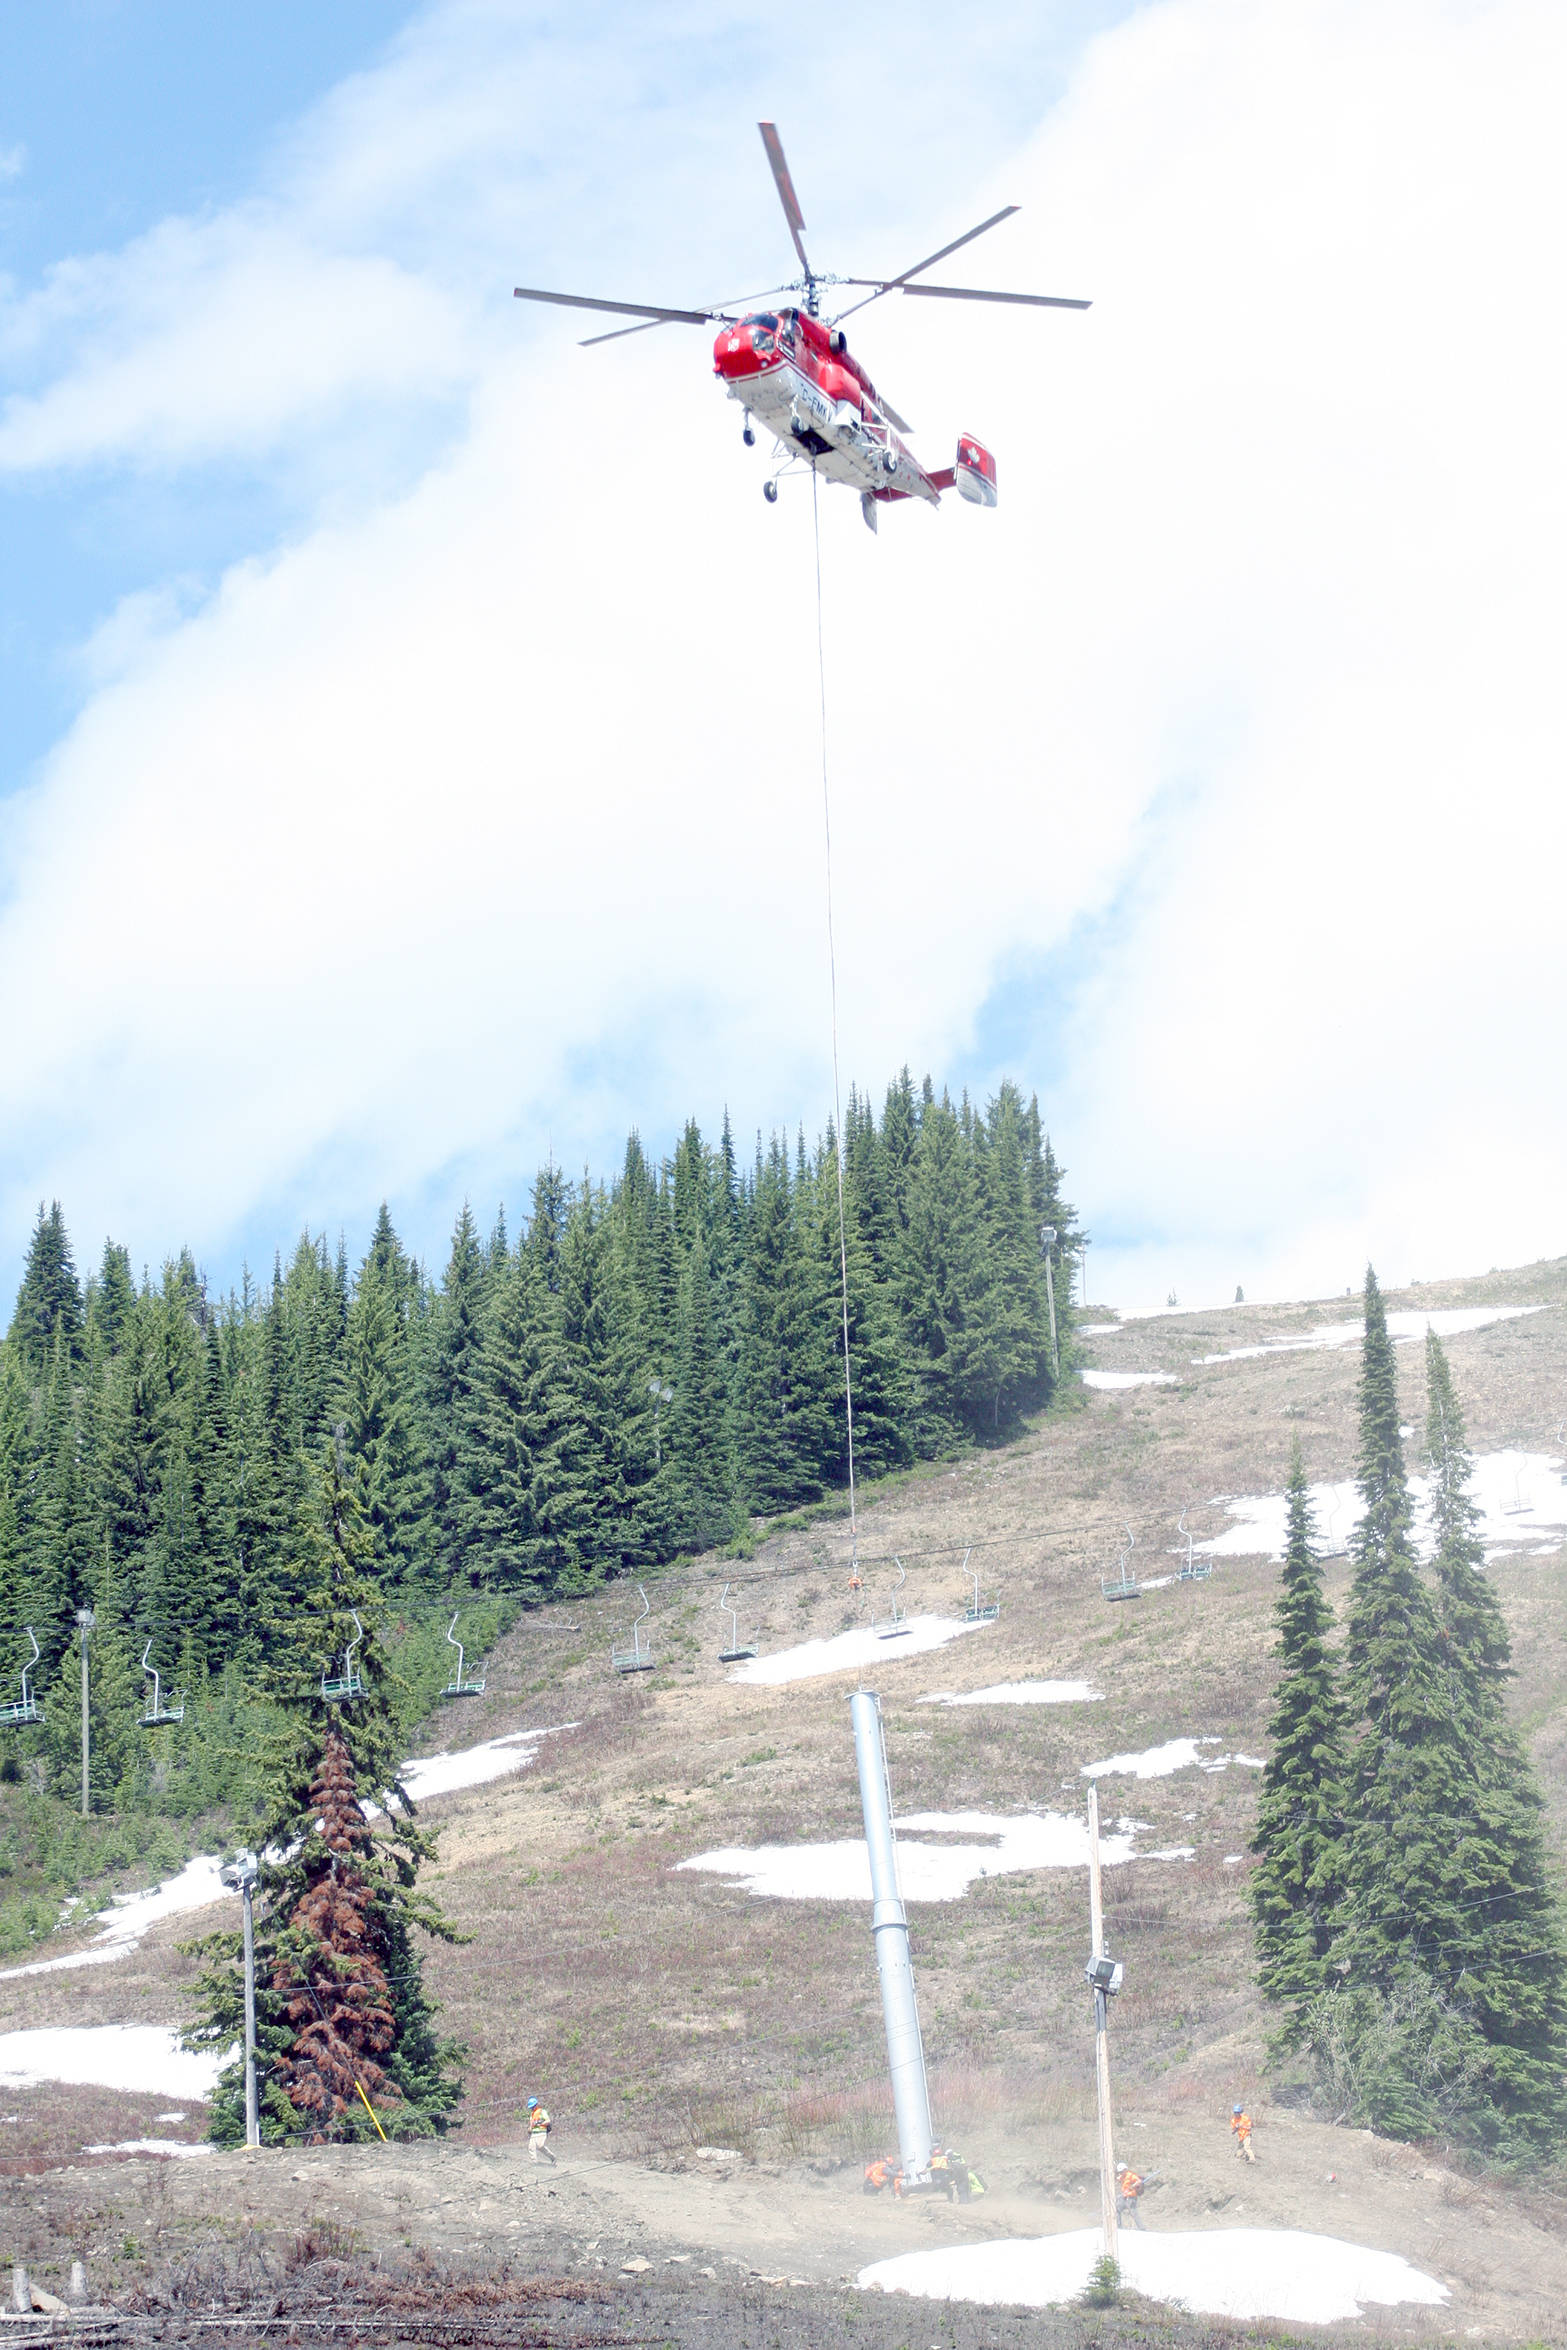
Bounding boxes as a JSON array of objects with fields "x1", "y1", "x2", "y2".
[{"x1": 514, "y1": 122, "x2": 1089, "y2": 532}]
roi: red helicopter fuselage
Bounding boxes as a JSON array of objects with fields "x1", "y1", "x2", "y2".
[{"x1": 712, "y1": 307, "x2": 997, "y2": 517}]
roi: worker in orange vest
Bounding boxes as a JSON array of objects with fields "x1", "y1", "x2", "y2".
[
  {"x1": 1231, "y1": 2103, "x2": 1256, "y2": 2162},
  {"x1": 527, "y1": 2096, "x2": 556, "y2": 2165},
  {"x1": 1114, "y1": 2162, "x2": 1146, "y2": 2229},
  {"x1": 862, "y1": 2156, "x2": 893, "y2": 2194}
]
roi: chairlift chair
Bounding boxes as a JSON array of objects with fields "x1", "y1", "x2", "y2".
[
  {"x1": 321, "y1": 1607, "x2": 366, "y2": 1703},
  {"x1": 1101, "y1": 1524, "x2": 1142, "y2": 1603},
  {"x1": 961, "y1": 1548, "x2": 999, "y2": 1623},
  {"x1": 439, "y1": 1612, "x2": 487, "y2": 1698},
  {"x1": 0, "y1": 1629, "x2": 43, "y2": 1728},
  {"x1": 1502, "y1": 1466, "x2": 1531, "y2": 1516},
  {"x1": 1174, "y1": 1509, "x2": 1212, "y2": 1584},
  {"x1": 875, "y1": 1558, "x2": 913, "y2": 1638},
  {"x1": 139, "y1": 1638, "x2": 185, "y2": 1727},
  {"x1": 1318, "y1": 1491, "x2": 1348, "y2": 1560},
  {"x1": 716, "y1": 1580, "x2": 757, "y2": 1664},
  {"x1": 611, "y1": 1584, "x2": 656, "y2": 1674}
]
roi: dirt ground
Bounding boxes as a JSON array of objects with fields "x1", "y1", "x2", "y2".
[{"x1": 5, "y1": 1259, "x2": 1567, "y2": 2344}]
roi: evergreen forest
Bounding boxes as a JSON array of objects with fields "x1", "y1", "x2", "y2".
[
  {"x1": 1251, "y1": 1271, "x2": 1567, "y2": 2160},
  {"x1": 0, "y1": 1070, "x2": 1077, "y2": 1953}
]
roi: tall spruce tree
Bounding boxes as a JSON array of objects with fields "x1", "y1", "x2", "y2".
[
  {"x1": 1417, "y1": 1333, "x2": 1567, "y2": 2151},
  {"x1": 188, "y1": 1451, "x2": 463, "y2": 2143},
  {"x1": 1310, "y1": 1272, "x2": 1567, "y2": 2152},
  {"x1": 424, "y1": 1206, "x2": 489, "y2": 1583},
  {"x1": 345, "y1": 1209, "x2": 429, "y2": 1589},
  {"x1": 9, "y1": 1202, "x2": 84, "y2": 1374},
  {"x1": 1250, "y1": 1441, "x2": 1347, "y2": 2033}
]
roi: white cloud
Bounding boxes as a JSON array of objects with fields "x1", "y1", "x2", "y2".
[
  {"x1": 0, "y1": 0, "x2": 1563, "y2": 1289},
  {"x1": 0, "y1": 217, "x2": 474, "y2": 469},
  {"x1": 0, "y1": 144, "x2": 24, "y2": 183}
]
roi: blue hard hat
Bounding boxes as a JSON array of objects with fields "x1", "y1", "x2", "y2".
[
  {"x1": 528, "y1": 2097, "x2": 540, "y2": 2109},
  {"x1": 1232, "y1": 2104, "x2": 1243, "y2": 2114}
]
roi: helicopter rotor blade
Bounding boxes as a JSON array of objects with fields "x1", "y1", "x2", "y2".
[
  {"x1": 878, "y1": 398, "x2": 914, "y2": 434},
  {"x1": 513, "y1": 286, "x2": 719, "y2": 326},
  {"x1": 758, "y1": 121, "x2": 812, "y2": 278},
  {"x1": 900, "y1": 281, "x2": 1091, "y2": 310},
  {"x1": 576, "y1": 284, "x2": 793, "y2": 349},
  {"x1": 578, "y1": 317, "x2": 674, "y2": 347},
  {"x1": 862, "y1": 205, "x2": 1022, "y2": 298}
]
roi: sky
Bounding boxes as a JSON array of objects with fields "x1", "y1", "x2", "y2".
[{"x1": 1, "y1": 0, "x2": 1563, "y2": 1316}]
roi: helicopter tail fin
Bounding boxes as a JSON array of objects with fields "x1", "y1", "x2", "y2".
[
  {"x1": 954, "y1": 432, "x2": 997, "y2": 507},
  {"x1": 860, "y1": 490, "x2": 878, "y2": 534}
]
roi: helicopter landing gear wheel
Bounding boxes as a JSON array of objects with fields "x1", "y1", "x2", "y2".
[
  {"x1": 762, "y1": 478, "x2": 778, "y2": 503},
  {"x1": 742, "y1": 417, "x2": 756, "y2": 447},
  {"x1": 881, "y1": 449, "x2": 899, "y2": 477}
]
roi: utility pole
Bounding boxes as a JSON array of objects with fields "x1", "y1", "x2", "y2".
[
  {"x1": 1040, "y1": 1224, "x2": 1060, "y2": 1379},
  {"x1": 1085, "y1": 1783, "x2": 1122, "y2": 2259},
  {"x1": 222, "y1": 1853, "x2": 261, "y2": 2146},
  {"x1": 76, "y1": 1607, "x2": 95, "y2": 1819}
]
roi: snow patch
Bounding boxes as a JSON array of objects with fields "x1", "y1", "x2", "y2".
[
  {"x1": 1198, "y1": 1451, "x2": 1567, "y2": 1563},
  {"x1": 1083, "y1": 1737, "x2": 1230, "y2": 1780},
  {"x1": 920, "y1": 1681, "x2": 1103, "y2": 1708},
  {"x1": 858, "y1": 2225, "x2": 1448, "y2": 2326},
  {"x1": 391, "y1": 1722, "x2": 575, "y2": 1805},
  {"x1": 85, "y1": 2137, "x2": 213, "y2": 2159},
  {"x1": 0, "y1": 2027, "x2": 226, "y2": 2101},
  {"x1": 1196, "y1": 1304, "x2": 1542, "y2": 1365},
  {"x1": 0, "y1": 1724, "x2": 574, "y2": 1981},
  {"x1": 0, "y1": 1855, "x2": 231, "y2": 1983},
  {"x1": 1082, "y1": 1368, "x2": 1178, "y2": 1390},
  {"x1": 678, "y1": 1810, "x2": 1192, "y2": 1903},
  {"x1": 726, "y1": 1615, "x2": 990, "y2": 1688}
]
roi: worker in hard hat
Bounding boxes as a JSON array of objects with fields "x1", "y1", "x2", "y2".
[
  {"x1": 1114, "y1": 2161, "x2": 1146, "y2": 2229},
  {"x1": 862, "y1": 2155, "x2": 893, "y2": 2194},
  {"x1": 1230, "y1": 2104, "x2": 1256, "y2": 2162},
  {"x1": 527, "y1": 2096, "x2": 556, "y2": 2165}
]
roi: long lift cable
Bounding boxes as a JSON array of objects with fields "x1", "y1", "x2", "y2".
[{"x1": 810, "y1": 462, "x2": 860, "y2": 1585}]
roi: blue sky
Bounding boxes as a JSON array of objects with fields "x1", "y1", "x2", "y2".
[
  {"x1": 2, "y1": 0, "x2": 1563, "y2": 1313},
  {"x1": 1, "y1": 2, "x2": 430, "y2": 779}
]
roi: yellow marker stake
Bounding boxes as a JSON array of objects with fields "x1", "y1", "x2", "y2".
[{"x1": 355, "y1": 2078, "x2": 388, "y2": 2142}]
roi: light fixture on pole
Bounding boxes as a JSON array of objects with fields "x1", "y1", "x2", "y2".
[{"x1": 220, "y1": 1851, "x2": 262, "y2": 2146}]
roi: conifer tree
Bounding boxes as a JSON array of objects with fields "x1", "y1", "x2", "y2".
[
  {"x1": 735, "y1": 1138, "x2": 836, "y2": 1509},
  {"x1": 1424, "y1": 1332, "x2": 1510, "y2": 1705},
  {"x1": 897, "y1": 1094, "x2": 985, "y2": 1443},
  {"x1": 190, "y1": 1452, "x2": 463, "y2": 2143},
  {"x1": 90, "y1": 1243, "x2": 136, "y2": 1355},
  {"x1": 30, "y1": 1333, "x2": 95, "y2": 1642},
  {"x1": 1416, "y1": 1333, "x2": 1567, "y2": 2150},
  {"x1": 8, "y1": 1202, "x2": 84, "y2": 1373},
  {"x1": 423, "y1": 1207, "x2": 489, "y2": 1581},
  {"x1": 663, "y1": 1225, "x2": 738, "y2": 1554},
  {"x1": 0, "y1": 1348, "x2": 29, "y2": 1670},
  {"x1": 1307, "y1": 1273, "x2": 1567, "y2": 2152},
  {"x1": 1250, "y1": 1441, "x2": 1347, "y2": 2032},
  {"x1": 269, "y1": 1725, "x2": 401, "y2": 2136},
  {"x1": 345, "y1": 1210, "x2": 429, "y2": 1588}
]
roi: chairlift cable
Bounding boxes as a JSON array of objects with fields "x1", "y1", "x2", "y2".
[{"x1": 810, "y1": 463, "x2": 860, "y2": 1588}]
